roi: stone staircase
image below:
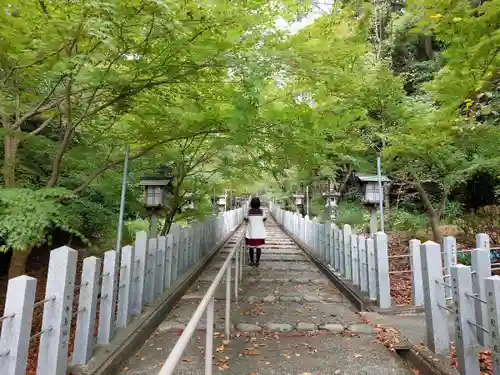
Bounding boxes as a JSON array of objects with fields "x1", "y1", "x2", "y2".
[{"x1": 116, "y1": 215, "x2": 414, "y2": 375}]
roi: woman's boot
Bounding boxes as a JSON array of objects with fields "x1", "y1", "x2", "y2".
[
  {"x1": 255, "y1": 248, "x2": 261, "y2": 267},
  {"x1": 248, "y1": 247, "x2": 255, "y2": 266}
]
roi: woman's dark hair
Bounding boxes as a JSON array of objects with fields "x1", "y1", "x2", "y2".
[{"x1": 250, "y1": 197, "x2": 261, "y2": 209}]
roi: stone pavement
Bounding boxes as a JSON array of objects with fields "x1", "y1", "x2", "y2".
[{"x1": 117, "y1": 215, "x2": 414, "y2": 375}]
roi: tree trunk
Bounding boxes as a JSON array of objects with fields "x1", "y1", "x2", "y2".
[
  {"x1": 3, "y1": 133, "x2": 19, "y2": 188},
  {"x1": 413, "y1": 180, "x2": 442, "y2": 243},
  {"x1": 338, "y1": 166, "x2": 353, "y2": 198},
  {"x1": 8, "y1": 250, "x2": 31, "y2": 279},
  {"x1": 427, "y1": 210, "x2": 442, "y2": 243}
]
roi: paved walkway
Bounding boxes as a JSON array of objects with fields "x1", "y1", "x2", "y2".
[{"x1": 117, "y1": 215, "x2": 414, "y2": 375}]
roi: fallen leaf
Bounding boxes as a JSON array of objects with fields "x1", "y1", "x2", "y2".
[
  {"x1": 354, "y1": 354, "x2": 362, "y2": 358},
  {"x1": 120, "y1": 367, "x2": 129, "y2": 372},
  {"x1": 140, "y1": 357, "x2": 146, "y2": 361},
  {"x1": 182, "y1": 357, "x2": 192, "y2": 362},
  {"x1": 250, "y1": 372, "x2": 257, "y2": 375}
]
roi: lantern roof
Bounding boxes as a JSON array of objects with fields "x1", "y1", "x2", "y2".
[
  {"x1": 139, "y1": 176, "x2": 171, "y2": 186},
  {"x1": 354, "y1": 173, "x2": 390, "y2": 183}
]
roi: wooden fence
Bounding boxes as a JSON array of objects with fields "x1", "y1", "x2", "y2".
[{"x1": 0, "y1": 206, "x2": 246, "y2": 375}]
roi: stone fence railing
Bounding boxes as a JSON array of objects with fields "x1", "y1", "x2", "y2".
[
  {"x1": 270, "y1": 203, "x2": 391, "y2": 309},
  {"x1": 270, "y1": 203, "x2": 500, "y2": 375},
  {"x1": 0, "y1": 205, "x2": 247, "y2": 375}
]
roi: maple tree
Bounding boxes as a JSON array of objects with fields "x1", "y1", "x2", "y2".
[{"x1": 1, "y1": 0, "x2": 500, "y2": 277}]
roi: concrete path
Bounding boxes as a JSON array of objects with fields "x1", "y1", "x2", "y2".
[{"x1": 117, "y1": 215, "x2": 414, "y2": 375}]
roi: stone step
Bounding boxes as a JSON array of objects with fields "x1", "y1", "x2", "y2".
[
  {"x1": 158, "y1": 320, "x2": 374, "y2": 334},
  {"x1": 214, "y1": 255, "x2": 307, "y2": 263},
  {"x1": 117, "y1": 212, "x2": 414, "y2": 375},
  {"x1": 122, "y1": 327, "x2": 410, "y2": 375},
  {"x1": 220, "y1": 250, "x2": 303, "y2": 256},
  {"x1": 208, "y1": 261, "x2": 314, "y2": 271},
  {"x1": 196, "y1": 272, "x2": 326, "y2": 284}
]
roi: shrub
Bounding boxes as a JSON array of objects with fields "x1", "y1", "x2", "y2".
[
  {"x1": 335, "y1": 200, "x2": 367, "y2": 228},
  {"x1": 387, "y1": 208, "x2": 428, "y2": 235},
  {"x1": 456, "y1": 205, "x2": 500, "y2": 245},
  {"x1": 441, "y1": 200, "x2": 464, "y2": 224}
]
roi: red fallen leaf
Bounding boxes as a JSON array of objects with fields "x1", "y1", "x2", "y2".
[
  {"x1": 245, "y1": 350, "x2": 259, "y2": 356},
  {"x1": 178, "y1": 329, "x2": 183, "y2": 336}
]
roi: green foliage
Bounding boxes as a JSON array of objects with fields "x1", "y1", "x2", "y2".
[
  {"x1": 456, "y1": 206, "x2": 500, "y2": 245},
  {"x1": 441, "y1": 200, "x2": 464, "y2": 224},
  {"x1": 1, "y1": 0, "x2": 500, "y2": 261},
  {"x1": 0, "y1": 188, "x2": 86, "y2": 251},
  {"x1": 387, "y1": 209, "x2": 428, "y2": 235},
  {"x1": 335, "y1": 201, "x2": 367, "y2": 228}
]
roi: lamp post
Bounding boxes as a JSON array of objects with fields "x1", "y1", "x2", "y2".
[
  {"x1": 216, "y1": 193, "x2": 228, "y2": 213},
  {"x1": 293, "y1": 193, "x2": 305, "y2": 215},
  {"x1": 140, "y1": 175, "x2": 174, "y2": 237},
  {"x1": 305, "y1": 185, "x2": 310, "y2": 217},
  {"x1": 377, "y1": 157, "x2": 385, "y2": 232},
  {"x1": 355, "y1": 173, "x2": 390, "y2": 236},
  {"x1": 184, "y1": 192, "x2": 195, "y2": 211},
  {"x1": 115, "y1": 144, "x2": 129, "y2": 256}
]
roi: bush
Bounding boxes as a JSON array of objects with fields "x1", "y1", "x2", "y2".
[
  {"x1": 387, "y1": 209, "x2": 428, "y2": 235},
  {"x1": 441, "y1": 200, "x2": 464, "y2": 224},
  {"x1": 456, "y1": 205, "x2": 500, "y2": 245},
  {"x1": 335, "y1": 201, "x2": 367, "y2": 229},
  {"x1": 122, "y1": 219, "x2": 150, "y2": 245}
]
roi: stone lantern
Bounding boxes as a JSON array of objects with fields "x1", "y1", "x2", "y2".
[
  {"x1": 293, "y1": 194, "x2": 305, "y2": 214},
  {"x1": 216, "y1": 193, "x2": 227, "y2": 213},
  {"x1": 323, "y1": 192, "x2": 340, "y2": 220},
  {"x1": 354, "y1": 173, "x2": 390, "y2": 235},
  {"x1": 322, "y1": 179, "x2": 340, "y2": 221},
  {"x1": 184, "y1": 192, "x2": 195, "y2": 210},
  {"x1": 140, "y1": 175, "x2": 174, "y2": 237}
]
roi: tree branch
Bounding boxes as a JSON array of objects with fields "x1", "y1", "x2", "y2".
[
  {"x1": 338, "y1": 166, "x2": 353, "y2": 196},
  {"x1": 71, "y1": 129, "x2": 227, "y2": 195},
  {"x1": 12, "y1": 74, "x2": 66, "y2": 129},
  {"x1": 38, "y1": 0, "x2": 50, "y2": 17},
  {"x1": 436, "y1": 185, "x2": 450, "y2": 220},
  {"x1": 29, "y1": 113, "x2": 57, "y2": 136},
  {"x1": 2, "y1": 46, "x2": 64, "y2": 84}
]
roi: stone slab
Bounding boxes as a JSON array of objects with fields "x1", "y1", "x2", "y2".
[{"x1": 117, "y1": 328, "x2": 414, "y2": 375}]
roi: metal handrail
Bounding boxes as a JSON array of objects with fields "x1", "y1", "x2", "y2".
[{"x1": 158, "y1": 232, "x2": 245, "y2": 375}]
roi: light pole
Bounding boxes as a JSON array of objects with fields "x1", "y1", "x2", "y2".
[
  {"x1": 115, "y1": 144, "x2": 130, "y2": 256},
  {"x1": 305, "y1": 185, "x2": 310, "y2": 217},
  {"x1": 377, "y1": 157, "x2": 385, "y2": 232}
]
